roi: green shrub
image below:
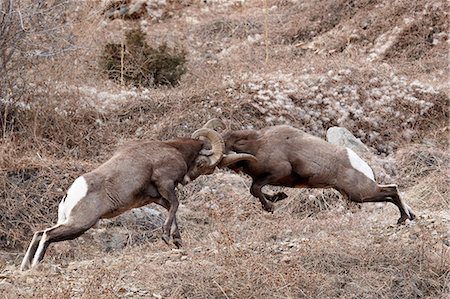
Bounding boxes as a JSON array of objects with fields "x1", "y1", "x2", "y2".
[{"x1": 100, "y1": 28, "x2": 187, "y2": 87}]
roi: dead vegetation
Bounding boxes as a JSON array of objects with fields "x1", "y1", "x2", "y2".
[
  {"x1": 0, "y1": 0, "x2": 448, "y2": 297},
  {"x1": 100, "y1": 28, "x2": 187, "y2": 87}
]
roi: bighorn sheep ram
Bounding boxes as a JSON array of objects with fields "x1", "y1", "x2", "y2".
[
  {"x1": 20, "y1": 128, "x2": 255, "y2": 271},
  {"x1": 205, "y1": 119, "x2": 416, "y2": 224}
]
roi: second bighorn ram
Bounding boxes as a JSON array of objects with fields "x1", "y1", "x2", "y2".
[
  {"x1": 205, "y1": 119, "x2": 416, "y2": 225},
  {"x1": 20, "y1": 128, "x2": 255, "y2": 271}
]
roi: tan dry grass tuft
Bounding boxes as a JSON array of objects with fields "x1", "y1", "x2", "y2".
[
  {"x1": 395, "y1": 144, "x2": 450, "y2": 209},
  {"x1": 0, "y1": 154, "x2": 92, "y2": 249},
  {"x1": 396, "y1": 145, "x2": 449, "y2": 183},
  {"x1": 407, "y1": 173, "x2": 449, "y2": 210}
]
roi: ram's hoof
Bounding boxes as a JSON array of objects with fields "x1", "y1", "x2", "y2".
[
  {"x1": 263, "y1": 202, "x2": 275, "y2": 213},
  {"x1": 20, "y1": 264, "x2": 30, "y2": 272},
  {"x1": 397, "y1": 215, "x2": 408, "y2": 225},
  {"x1": 409, "y1": 211, "x2": 416, "y2": 221},
  {"x1": 269, "y1": 192, "x2": 288, "y2": 202},
  {"x1": 173, "y1": 238, "x2": 183, "y2": 248},
  {"x1": 162, "y1": 234, "x2": 171, "y2": 245}
]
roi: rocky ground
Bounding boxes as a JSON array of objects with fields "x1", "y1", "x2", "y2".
[
  {"x1": 1, "y1": 167, "x2": 449, "y2": 298},
  {"x1": 1, "y1": 205, "x2": 449, "y2": 298}
]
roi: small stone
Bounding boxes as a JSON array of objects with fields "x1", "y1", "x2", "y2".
[
  {"x1": 171, "y1": 248, "x2": 185, "y2": 256},
  {"x1": 281, "y1": 256, "x2": 291, "y2": 263},
  {"x1": 0, "y1": 280, "x2": 13, "y2": 289},
  {"x1": 51, "y1": 265, "x2": 62, "y2": 274}
]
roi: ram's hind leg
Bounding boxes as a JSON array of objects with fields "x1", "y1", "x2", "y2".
[
  {"x1": 347, "y1": 184, "x2": 415, "y2": 224},
  {"x1": 21, "y1": 230, "x2": 45, "y2": 271},
  {"x1": 29, "y1": 219, "x2": 97, "y2": 269},
  {"x1": 378, "y1": 184, "x2": 415, "y2": 224}
]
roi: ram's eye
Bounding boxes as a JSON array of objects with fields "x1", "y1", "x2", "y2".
[{"x1": 236, "y1": 140, "x2": 247, "y2": 146}]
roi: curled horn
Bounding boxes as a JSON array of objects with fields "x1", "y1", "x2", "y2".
[
  {"x1": 202, "y1": 119, "x2": 257, "y2": 167},
  {"x1": 203, "y1": 118, "x2": 226, "y2": 131},
  {"x1": 218, "y1": 152, "x2": 257, "y2": 168},
  {"x1": 191, "y1": 128, "x2": 225, "y2": 167}
]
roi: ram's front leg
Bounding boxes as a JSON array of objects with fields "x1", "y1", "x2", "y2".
[
  {"x1": 250, "y1": 180, "x2": 274, "y2": 212},
  {"x1": 154, "y1": 197, "x2": 182, "y2": 248},
  {"x1": 250, "y1": 165, "x2": 291, "y2": 212},
  {"x1": 170, "y1": 217, "x2": 182, "y2": 248},
  {"x1": 156, "y1": 181, "x2": 179, "y2": 245}
]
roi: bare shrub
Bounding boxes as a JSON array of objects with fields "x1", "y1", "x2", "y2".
[
  {"x1": 0, "y1": 101, "x2": 19, "y2": 137},
  {"x1": 396, "y1": 145, "x2": 449, "y2": 184},
  {"x1": 280, "y1": 189, "x2": 350, "y2": 218},
  {"x1": 0, "y1": 158, "x2": 91, "y2": 249},
  {"x1": 0, "y1": 1, "x2": 84, "y2": 135},
  {"x1": 100, "y1": 27, "x2": 187, "y2": 87},
  {"x1": 396, "y1": 144, "x2": 450, "y2": 209},
  {"x1": 406, "y1": 172, "x2": 450, "y2": 210}
]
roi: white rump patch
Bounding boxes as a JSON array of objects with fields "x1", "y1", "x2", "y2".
[
  {"x1": 57, "y1": 176, "x2": 88, "y2": 224},
  {"x1": 346, "y1": 148, "x2": 375, "y2": 181}
]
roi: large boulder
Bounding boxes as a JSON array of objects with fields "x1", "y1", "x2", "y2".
[
  {"x1": 326, "y1": 126, "x2": 370, "y2": 156},
  {"x1": 326, "y1": 126, "x2": 397, "y2": 183}
]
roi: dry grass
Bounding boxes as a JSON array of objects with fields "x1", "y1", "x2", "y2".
[
  {"x1": 2, "y1": 187, "x2": 449, "y2": 298},
  {"x1": 0, "y1": 0, "x2": 449, "y2": 297}
]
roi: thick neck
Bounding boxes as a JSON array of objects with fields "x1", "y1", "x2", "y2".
[{"x1": 166, "y1": 138, "x2": 203, "y2": 164}]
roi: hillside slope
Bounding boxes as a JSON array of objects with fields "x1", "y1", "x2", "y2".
[{"x1": 0, "y1": 0, "x2": 448, "y2": 298}]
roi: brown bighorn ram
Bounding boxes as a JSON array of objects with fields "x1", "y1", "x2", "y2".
[
  {"x1": 20, "y1": 128, "x2": 255, "y2": 271},
  {"x1": 205, "y1": 119, "x2": 415, "y2": 224}
]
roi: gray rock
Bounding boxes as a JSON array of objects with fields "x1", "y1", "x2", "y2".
[
  {"x1": 114, "y1": 207, "x2": 164, "y2": 228},
  {"x1": 92, "y1": 207, "x2": 164, "y2": 251},
  {"x1": 326, "y1": 127, "x2": 395, "y2": 182},
  {"x1": 326, "y1": 126, "x2": 370, "y2": 155},
  {"x1": 0, "y1": 280, "x2": 13, "y2": 290}
]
